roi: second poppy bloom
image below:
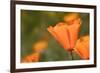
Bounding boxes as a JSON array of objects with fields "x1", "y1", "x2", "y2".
[{"x1": 74, "y1": 35, "x2": 90, "y2": 59}]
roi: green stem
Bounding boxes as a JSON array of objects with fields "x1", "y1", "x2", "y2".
[{"x1": 70, "y1": 51, "x2": 74, "y2": 60}]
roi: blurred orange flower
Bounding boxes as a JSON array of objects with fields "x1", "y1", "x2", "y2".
[
  {"x1": 22, "y1": 53, "x2": 40, "y2": 63},
  {"x1": 47, "y1": 13, "x2": 81, "y2": 51},
  {"x1": 64, "y1": 13, "x2": 81, "y2": 25},
  {"x1": 32, "y1": 40, "x2": 48, "y2": 53},
  {"x1": 74, "y1": 35, "x2": 90, "y2": 59},
  {"x1": 22, "y1": 40, "x2": 48, "y2": 63}
]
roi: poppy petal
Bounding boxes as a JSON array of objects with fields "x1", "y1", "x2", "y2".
[
  {"x1": 47, "y1": 26, "x2": 63, "y2": 46},
  {"x1": 67, "y1": 23, "x2": 80, "y2": 49},
  {"x1": 74, "y1": 36, "x2": 90, "y2": 59},
  {"x1": 53, "y1": 23, "x2": 70, "y2": 50}
]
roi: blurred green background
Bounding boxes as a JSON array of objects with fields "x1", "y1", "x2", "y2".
[{"x1": 21, "y1": 10, "x2": 89, "y2": 62}]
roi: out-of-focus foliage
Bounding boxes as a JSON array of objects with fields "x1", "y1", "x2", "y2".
[{"x1": 21, "y1": 10, "x2": 89, "y2": 62}]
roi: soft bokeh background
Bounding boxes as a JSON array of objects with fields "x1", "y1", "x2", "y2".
[{"x1": 21, "y1": 10, "x2": 89, "y2": 62}]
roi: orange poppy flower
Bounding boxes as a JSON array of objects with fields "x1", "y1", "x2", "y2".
[
  {"x1": 47, "y1": 13, "x2": 81, "y2": 51},
  {"x1": 22, "y1": 53, "x2": 40, "y2": 63},
  {"x1": 74, "y1": 35, "x2": 90, "y2": 59}
]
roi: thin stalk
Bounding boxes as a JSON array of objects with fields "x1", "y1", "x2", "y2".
[{"x1": 70, "y1": 50, "x2": 74, "y2": 60}]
